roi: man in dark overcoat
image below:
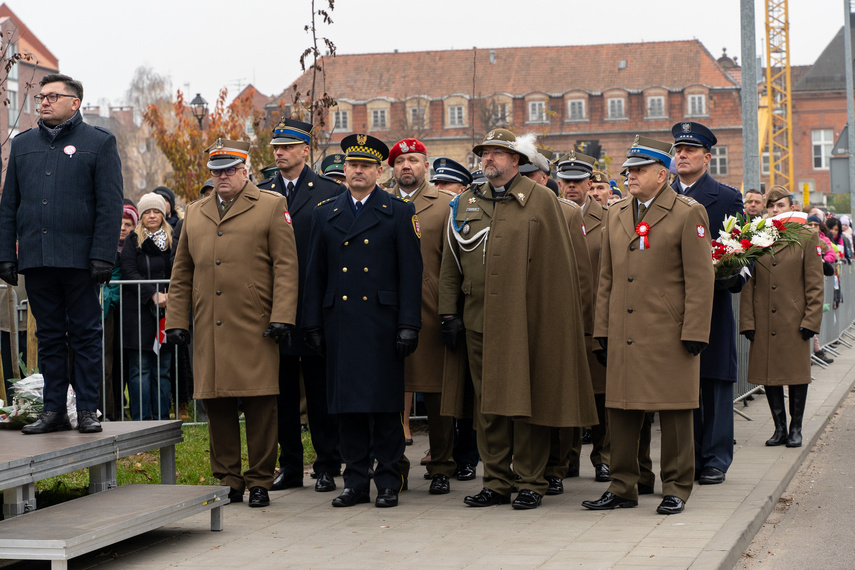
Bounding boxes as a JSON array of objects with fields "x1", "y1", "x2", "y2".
[
  {"x1": 0, "y1": 73, "x2": 122, "y2": 434},
  {"x1": 670, "y1": 122, "x2": 745, "y2": 485},
  {"x1": 302, "y1": 134, "x2": 422, "y2": 509},
  {"x1": 257, "y1": 118, "x2": 346, "y2": 493}
]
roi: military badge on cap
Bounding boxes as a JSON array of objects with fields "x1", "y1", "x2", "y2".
[
  {"x1": 321, "y1": 153, "x2": 346, "y2": 180},
  {"x1": 431, "y1": 157, "x2": 473, "y2": 186},
  {"x1": 206, "y1": 138, "x2": 250, "y2": 170},
  {"x1": 472, "y1": 128, "x2": 534, "y2": 165},
  {"x1": 271, "y1": 118, "x2": 313, "y2": 145},
  {"x1": 557, "y1": 151, "x2": 596, "y2": 180},
  {"x1": 388, "y1": 138, "x2": 427, "y2": 166},
  {"x1": 671, "y1": 121, "x2": 717, "y2": 149},
  {"x1": 341, "y1": 133, "x2": 390, "y2": 164},
  {"x1": 622, "y1": 135, "x2": 674, "y2": 168}
]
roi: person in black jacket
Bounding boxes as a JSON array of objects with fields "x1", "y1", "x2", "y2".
[
  {"x1": 0, "y1": 73, "x2": 123, "y2": 434},
  {"x1": 120, "y1": 193, "x2": 173, "y2": 421}
]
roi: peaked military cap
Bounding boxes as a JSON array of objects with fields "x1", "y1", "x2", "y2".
[
  {"x1": 206, "y1": 139, "x2": 250, "y2": 170},
  {"x1": 622, "y1": 135, "x2": 674, "y2": 168},
  {"x1": 672, "y1": 121, "x2": 717, "y2": 149},
  {"x1": 470, "y1": 169, "x2": 488, "y2": 185},
  {"x1": 260, "y1": 162, "x2": 278, "y2": 178},
  {"x1": 590, "y1": 170, "x2": 610, "y2": 184},
  {"x1": 341, "y1": 133, "x2": 389, "y2": 164},
  {"x1": 321, "y1": 153, "x2": 346, "y2": 179},
  {"x1": 432, "y1": 157, "x2": 473, "y2": 185},
  {"x1": 271, "y1": 118, "x2": 313, "y2": 145},
  {"x1": 557, "y1": 150, "x2": 596, "y2": 180}
]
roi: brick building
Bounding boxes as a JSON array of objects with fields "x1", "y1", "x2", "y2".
[{"x1": 275, "y1": 40, "x2": 744, "y2": 189}]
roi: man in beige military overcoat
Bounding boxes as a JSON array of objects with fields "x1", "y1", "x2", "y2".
[
  {"x1": 386, "y1": 138, "x2": 460, "y2": 494},
  {"x1": 438, "y1": 129, "x2": 596, "y2": 510},
  {"x1": 166, "y1": 140, "x2": 299, "y2": 508},
  {"x1": 584, "y1": 136, "x2": 713, "y2": 515}
]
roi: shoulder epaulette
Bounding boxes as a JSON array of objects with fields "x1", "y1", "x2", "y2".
[
  {"x1": 676, "y1": 194, "x2": 699, "y2": 206},
  {"x1": 317, "y1": 173, "x2": 342, "y2": 185},
  {"x1": 317, "y1": 197, "x2": 335, "y2": 207},
  {"x1": 390, "y1": 194, "x2": 405, "y2": 203},
  {"x1": 557, "y1": 197, "x2": 579, "y2": 209},
  {"x1": 93, "y1": 125, "x2": 113, "y2": 135},
  {"x1": 259, "y1": 189, "x2": 282, "y2": 198}
]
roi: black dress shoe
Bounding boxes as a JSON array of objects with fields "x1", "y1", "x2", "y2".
[
  {"x1": 248, "y1": 486, "x2": 270, "y2": 508},
  {"x1": 457, "y1": 464, "x2": 476, "y2": 481},
  {"x1": 545, "y1": 476, "x2": 564, "y2": 495},
  {"x1": 464, "y1": 488, "x2": 511, "y2": 507},
  {"x1": 657, "y1": 495, "x2": 685, "y2": 515},
  {"x1": 271, "y1": 471, "x2": 303, "y2": 490},
  {"x1": 404, "y1": 438, "x2": 414, "y2": 446},
  {"x1": 21, "y1": 411, "x2": 71, "y2": 434},
  {"x1": 331, "y1": 488, "x2": 370, "y2": 507},
  {"x1": 375, "y1": 488, "x2": 399, "y2": 508},
  {"x1": 315, "y1": 472, "x2": 336, "y2": 492},
  {"x1": 594, "y1": 464, "x2": 611, "y2": 482},
  {"x1": 77, "y1": 410, "x2": 102, "y2": 433},
  {"x1": 581, "y1": 491, "x2": 638, "y2": 510},
  {"x1": 512, "y1": 489, "x2": 543, "y2": 510},
  {"x1": 423, "y1": 471, "x2": 432, "y2": 480},
  {"x1": 638, "y1": 483, "x2": 655, "y2": 495},
  {"x1": 566, "y1": 465, "x2": 580, "y2": 478},
  {"x1": 429, "y1": 474, "x2": 450, "y2": 495},
  {"x1": 698, "y1": 466, "x2": 726, "y2": 485},
  {"x1": 227, "y1": 487, "x2": 244, "y2": 503},
  {"x1": 581, "y1": 428, "x2": 593, "y2": 444}
]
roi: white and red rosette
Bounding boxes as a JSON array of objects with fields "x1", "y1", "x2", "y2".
[{"x1": 636, "y1": 221, "x2": 650, "y2": 250}]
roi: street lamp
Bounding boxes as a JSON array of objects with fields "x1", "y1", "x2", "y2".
[{"x1": 189, "y1": 93, "x2": 208, "y2": 129}]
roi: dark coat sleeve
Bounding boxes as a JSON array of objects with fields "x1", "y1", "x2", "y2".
[
  {"x1": 90, "y1": 131, "x2": 124, "y2": 264},
  {"x1": 396, "y1": 201, "x2": 423, "y2": 331},
  {"x1": 0, "y1": 137, "x2": 21, "y2": 263},
  {"x1": 301, "y1": 206, "x2": 328, "y2": 331}
]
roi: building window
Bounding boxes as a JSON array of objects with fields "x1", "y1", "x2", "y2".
[
  {"x1": 567, "y1": 99, "x2": 586, "y2": 120},
  {"x1": 607, "y1": 98, "x2": 625, "y2": 119},
  {"x1": 448, "y1": 105, "x2": 464, "y2": 126},
  {"x1": 762, "y1": 151, "x2": 770, "y2": 175},
  {"x1": 334, "y1": 110, "x2": 349, "y2": 130},
  {"x1": 410, "y1": 107, "x2": 425, "y2": 128},
  {"x1": 647, "y1": 96, "x2": 665, "y2": 118},
  {"x1": 8, "y1": 43, "x2": 17, "y2": 80},
  {"x1": 812, "y1": 129, "x2": 833, "y2": 169},
  {"x1": 688, "y1": 94, "x2": 706, "y2": 116},
  {"x1": 710, "y1": 146, "x2": 728, "y2": 176},
  {"x1": 492, "y1": 102, "x2": 509, "y2": 124},
  {"x1": 371, "y1": 109, "x2": 387, "y2": 129},
  {"x1": 8, "y1": 91, "x2": 19, "y2": 129},
  {"x1": 528, "y1": 101, "x2": 546, "y2": 122}
]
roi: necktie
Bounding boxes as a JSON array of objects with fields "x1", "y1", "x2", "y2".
[
  {"x1": 638, "y1": 203, "x2": 647, "y2": 221},
  {"x1": 218, "y1": 199, "x2": 232, "y2": 219},
  {"x1": 286, "y1": 181, "x2": 295, "y2": 197},
  {"x1": 683, "y1": 185, "x2": 692, "y2": 196},
  {"x1": 354, "y1": 201, "x2": 363, "y2": 216}
]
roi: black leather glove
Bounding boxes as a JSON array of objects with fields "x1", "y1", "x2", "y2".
[
  {"x1": 800, "y1": 327, "x2": 817, "y2": 340},
  {"x1": 90, "y1": 259, "x2": 114, "y2": 284},
  {"x1": 263, "y1": 322, "x2": 295, "y2": 347},
  {"x1": 595, "y1": 337, "x2": 608, "y2": 351},
  {"x1": 594, "y1": 349, "x2": 608, "y2": 367},
  {"x1": 440, "y1": 315, "x2": 465, "y2": 350},
  {"x1": 304, "y1": 327, "x2": 325, "y2": 357},
  {"x1": 165, "y1": 328, "x2": 190, "y2": 345},
  {"x1": 683, "y1": 340, "x2": 708, "y2": 356},
  {"x1": 396, "y1": 328, "x2": 419, "y2": 359},
  {"x1": 714, "y1": 272, "x2": 741, "y2": 291},
  {"x1": 0, "y1": 261, "x2": 18, "y2": 286},
  {"x1": 742, "y1": 330, "x2": 755, "y2": 342}
]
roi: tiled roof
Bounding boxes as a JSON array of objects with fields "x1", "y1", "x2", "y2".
[
  {"x1": 794, "y1": 15, "x2": 854, "y2": 92},
  {"x1": 274, "y1": 40, "x2": 738, "y2": 105}
]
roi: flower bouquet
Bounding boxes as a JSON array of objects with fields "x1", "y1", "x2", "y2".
[
  {"x1": 0, "y1": 374, "x2": 45, "y2": 429},
  {"x1": 711, "y1": 212, "x2": 810, "y2": 279}
]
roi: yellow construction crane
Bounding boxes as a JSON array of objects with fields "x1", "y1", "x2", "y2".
[{"x1": 760, "y1": 0, "x2": 795, "y2": 195}]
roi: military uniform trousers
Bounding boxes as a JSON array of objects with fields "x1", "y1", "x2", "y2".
[
  {"x1": 545, "y1": 427, "x2": 581, "y2": 479},
  {"x1": 277, "y1": 354, "x2": 342, "y2": 478},
  {"x1": 339, "y1": 412, "x2": 406, "y2": 493},
  {"x1": 694, "y1": 377, "x2": 735, "y2": 473},
  {"x1": 400, "y1": 393, "x2": 456, "y2": 481},
  {"x1": 607, "y1": 408, "x2": 693, "y2": 501},
  {"x1": 466, "y1": 330, "x2": 550, "y2": 496},
  {"x1": 205, "y1": 395, "x2": 278, "y2": 492},
  {"x1": 25, "y1": 267, "x2": 103, "y2": 413}
]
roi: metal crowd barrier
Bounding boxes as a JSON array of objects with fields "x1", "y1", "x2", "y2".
[{"x1": 732, "y1": 262, "x2": 855, "y2": 413}]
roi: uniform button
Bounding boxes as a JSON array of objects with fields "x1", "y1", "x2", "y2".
[
  {"x1": 771, "y1": 285, "x2": 777, "y2": 290},
  {"x1": 364, "y1": 239, "x2": 369, "y2": 244},
  {"x1": 42, "y1": 228, "x2": 47, "y2": 234},
  {"x1": 45, "y1": 170, "x2": 51, "y2": 176},
  {"x1": 771, "y1": 331, "x2": 776, "y2": 336},
  {"x1": 627, "y1": 276, "x2": 634, "y2": 282},
  {"x1": 772, "y1": 261, "x2": 777, "y2": 266},
  {"x1": 627, "y1": 308, "x2": 633, "y2": 313},
  {"x1": 216, "y1": 321, "x2": 222, "y2": 326},
  {"x1": 342, "y1": 295, "x2": 348, "y2": 301},
  {"x1": 216, "y1": 290, "x2": 222, "y2": 295},
  {"x1": 630, "y1": 246, "x2": 635, "y2": 251},
  {"x1": 363, "y1": 267, "x2": 368, "y2": 272},
  {"x1": 342, "y1": 267, "x2": 348, "y2": 272},
  {"x1": 42, "y1": 199, "x2": 48, "y2": 205},
  {"x1": 50, "y1": 145, "x2": 55, "y2": 150},
  {"x1": 344, "y1": 241, "x2": 349, "y2": 246},
  {"x1": 216, "y1": 260, "x2": 221, "y2": 265},
  {"x1": 362, "y1": 296, "x2": 368, "y2": 301},
  {"x1": 627, "y1": 339, "x2": 633, "y2": 345},
  {"x1": 771, "y1": 308, "x2": 776, "y2": 313},
  {"x1": 218, "y1": 231, "x2": 223, "y2": 236}
]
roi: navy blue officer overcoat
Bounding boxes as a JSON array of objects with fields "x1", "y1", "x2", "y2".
[
  {"x1": 303, "y1": 187, "x2": 422, "y2": 414},
  {"x1": 672, "y1": 170, "x2": 744, "y2": 382}
]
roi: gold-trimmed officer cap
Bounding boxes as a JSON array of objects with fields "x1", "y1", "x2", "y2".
[
  {"x1": 206, "y1": 139, "x2": 250, "y2": 170},
  {"x1": 271, "y1": 118, "x2": 313, "y2": 145},
  {"x1": 622, "y1": 135, "x2": 674, "y2": 168},
  {"x1": 341, "y1": 133, "x2": 389, "y2": 164},
  {"x1": 557, "y1": 150, "x2": 596, "y2": 180},
  {"x1": 472, "y1": 128, "x2": 531, "y2": 165}
]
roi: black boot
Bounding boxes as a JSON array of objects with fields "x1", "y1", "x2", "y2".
[
  {"x1": 764, "y1": 386, "x2": 788, "y2": 446},
  {"x1": 786, "y1": 384, "x2": 809, "y2": 448}
]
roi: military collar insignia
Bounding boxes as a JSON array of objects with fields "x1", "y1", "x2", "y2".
[{"x1": 518, "y1": 193, "x2": 525, "y2": 201}]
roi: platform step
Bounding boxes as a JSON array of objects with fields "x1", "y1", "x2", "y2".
[{"x1": 0, "y1": 484, "x2": 227, "y2": 566}]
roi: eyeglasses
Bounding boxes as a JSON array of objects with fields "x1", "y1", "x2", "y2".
[
  {"x1": 210, "y1": 167, "x2": 241, "y2": 177},
  {"x1": 34, "y1": 93, "x2": 78, "y2": 104},
  {"x1": 480, "y1": 149, "x2": 510, "y2": 159}
]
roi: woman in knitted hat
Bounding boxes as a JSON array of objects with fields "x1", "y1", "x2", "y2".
[{"x1": 120, "y1": 192, "x2": 174, "y2": 420}]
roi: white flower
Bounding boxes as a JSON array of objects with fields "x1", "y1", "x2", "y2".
[
  {"x1": 722, "y1": 215, "x2": 738, "y2": 233},
  {"x1": 751, "y1": 234, "x2": 775, "y2": 248}
]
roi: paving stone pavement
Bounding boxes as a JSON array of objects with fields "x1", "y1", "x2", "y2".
[{"x1": 10, "y1": 341, "x2": 855, "y2": 570}]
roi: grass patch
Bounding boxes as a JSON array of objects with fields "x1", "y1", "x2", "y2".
[{"x1": 15, "y1": 422, "x2": 317, "y2": 510}]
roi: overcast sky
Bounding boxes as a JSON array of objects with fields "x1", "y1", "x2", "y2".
[{"x1": 10, "y1": 0, "x2": 849, "y2": 108}]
